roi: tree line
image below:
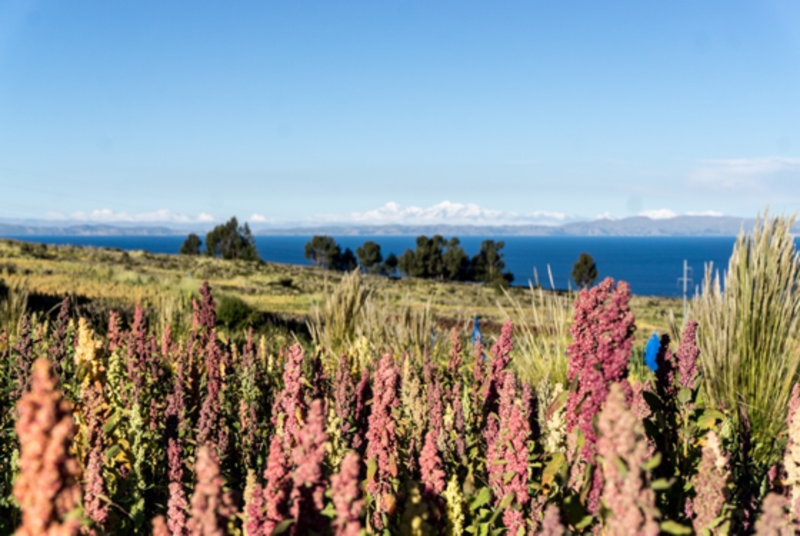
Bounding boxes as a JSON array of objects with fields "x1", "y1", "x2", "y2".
[
  {"x1": 305, "y1": 234, "x2": 514, "y2": 287},
  {"x1": 181, "y1": 220, "x2": 599, "y2": 289},
  {"x1": 305, "y1": 235, "x2": 599, "y2": 290}
]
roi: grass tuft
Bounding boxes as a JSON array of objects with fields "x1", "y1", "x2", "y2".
[
  {"x1": 691, "y1": 210, "x2": 800, "y2": 472},
  {"x1": 499, "y1": 267, "x2": 571, "y2": 388}
]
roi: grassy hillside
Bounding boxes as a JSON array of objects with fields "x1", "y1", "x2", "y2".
[{"x1": 0, "y1": 237, "x2": 681, "y2": 344}]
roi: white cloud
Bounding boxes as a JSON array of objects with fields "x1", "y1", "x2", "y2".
[
  {"x1": 638, "y1": 209, "x2": 677, "y2": 220},
  {"x1": 595, "y1": 209, "x2": 724, "y2": 221},
  {"x1": 685, "y1": 210, "x2": 724, "y2": 217},
  {"x1": 309, "y1": 201, "x2": 730, "y2": 226},
  {"x1": 249, "y1": 213, "x2": 270, "y2": 223},
  {"x1": 46, "y1": 209, "x2": 217, "y2": 224},
  {"x1": 593, "y1": 212, "x2": 619, "y2": 221},
  {"x1": 311, "y1": 201, "x2": 574, "y2": 226},
  {"x1": 638, "y1": 209, "x2": 728, "y2": 220},
  {"x1": 688, "y1": 157, "x2": 800, "y2": 189}
]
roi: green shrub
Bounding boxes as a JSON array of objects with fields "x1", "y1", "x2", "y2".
[{"x1": 216, "y1": 294, "x2": 256, "y2": 332}]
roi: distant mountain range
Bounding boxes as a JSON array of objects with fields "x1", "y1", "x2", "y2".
[
  {"x1": 0, "y1": 223, "x2": 179, "y2": 236},
  {"x1": 0, "y1": 215, "x2": 785, "y2": 237},
  {"x1": 258, "y1": 215, "x2": 770, "y2": 237}
]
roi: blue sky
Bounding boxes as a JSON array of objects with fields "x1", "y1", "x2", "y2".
[{"x1": 1, "y1": 0, "x2": 799, "y2": 226}]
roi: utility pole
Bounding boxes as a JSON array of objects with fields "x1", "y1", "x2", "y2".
[{"x1": 677, "y1": 259, "x2": 693, "y2": 323}]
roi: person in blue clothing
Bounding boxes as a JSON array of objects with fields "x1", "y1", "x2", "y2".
[
  {"x1": 472, "y1": 315, "x2": 484, "y2": 347},
  {"x1": 644, "y1": 332, "x2": 660, "y2": 371},
  {"x1": 472, "y1": 315, "x2": 486, "y2": 361}
]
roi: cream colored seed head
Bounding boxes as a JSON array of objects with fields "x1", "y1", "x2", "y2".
[{"x1": 74, "y1": 317, "x2": 104, "y2": 387}]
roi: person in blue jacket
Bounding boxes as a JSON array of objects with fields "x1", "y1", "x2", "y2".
[
  {"x1": 472, "y1": 316, "x2": 487, "y2": 361},
  {"x1": 644, "y1": 331, "x2": 660, "y2": 371}
]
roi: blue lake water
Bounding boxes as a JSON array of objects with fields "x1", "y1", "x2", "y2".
[{"x1": 1, "y1": 234, "x2": 754, "y2": 298}]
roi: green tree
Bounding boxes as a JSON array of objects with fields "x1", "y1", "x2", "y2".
[
  {"x1": 442, "y1": 237, "x2": 470, "y2": 281},
  {"x1": 420, "y1": 235, "x2": 446, "y2": 278},
  {"x1": 399, "y1": 235, "x2": 448, "y2": 279},
  {"x1": 356, "y1": 241, "x2": 383, "y2": 274},
  {"x1": 179, "y1": 233, "x2": 202, "y2": 256},
  {"x1": 398, "y1": 235, "x2": 481, "y2": 281},
  {"x1": 204, "y1": 218, "x2": 259, "y2": 261},
  {"x1": 571, "y1": 252, "x2": 598, "y2": 288},
  {"x1": 471, "y1": 240, "x2": 513, "y2": 287},
  {"x1": 383, "y1": 252, "x2": 399, "y2": 277},
  {"x1": 397, "y1": 248, "x2": 416, "y2": 278},
  {"x1": 336, "y1": 248, "x2": 358, "y2": 272},
  {"x1": 304, "y1": 235, "x2": 341, "y2": 269}
]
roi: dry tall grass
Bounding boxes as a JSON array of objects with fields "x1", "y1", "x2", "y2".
[
  {"x1": 308, "y1": 270, "x2": 439, "y2": 366},
  {"x1": 155, "y1": 290, "x2": 195, "y2": 337},
  {"x1": 307, "y1": 269, "x2": 372, "y2": 361},
  {"x1": 360, "y1": 297, "x2": 436, "y2": 361},
  {"x1": 500, "y1": 266, "x2": 571, "y2": 388},
  {"x1": 0, "y1": 277, "x2": 29, "y2": 335}
]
